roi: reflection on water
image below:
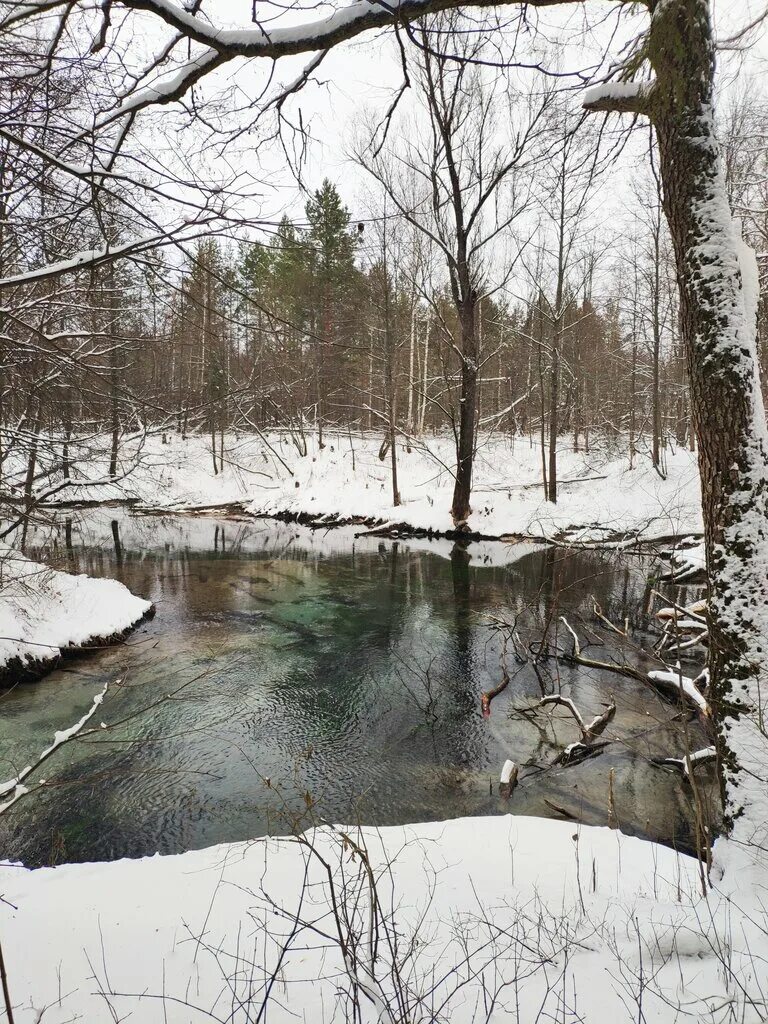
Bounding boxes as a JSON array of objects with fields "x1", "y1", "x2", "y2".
[{"x1": 0, "y1": 511, "x2": 715, "y2": 865}]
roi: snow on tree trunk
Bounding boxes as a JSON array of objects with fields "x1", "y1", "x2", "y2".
[
  {"x1": 652, "y1": 0, "x2": 768, "y2": 871},
  {"x1": 588, "y1": 0, "x2": 768, "y2": 875}
]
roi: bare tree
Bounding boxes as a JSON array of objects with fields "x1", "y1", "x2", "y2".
[
  {"x1": 355, "y1": 15, "x2": 548, "y2": 525},
  {"x1": 524, "y1": 102, "x2": 603, "y2": 503}
]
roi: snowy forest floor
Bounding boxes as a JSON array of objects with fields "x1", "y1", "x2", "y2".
[
  {"x1": 40, "y1": 429, "x2": 703, "y2": 543},
  {"x1": 2, "y1": 814, "x2": 766, "y2": 1023}
]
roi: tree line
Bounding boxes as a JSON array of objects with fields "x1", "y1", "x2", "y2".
[
  {"x1": 1, "y1": 167, "x2": 702, "y2": 530},
  {"x1": 3, "y1": 12, "x2": 767, "y2": 541}
]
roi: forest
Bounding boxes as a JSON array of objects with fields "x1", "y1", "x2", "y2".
[{"x1": 1, "y1": 1, "x2": 768, "y2": 1023}]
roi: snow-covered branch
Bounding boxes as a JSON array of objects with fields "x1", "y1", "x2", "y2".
[
  {"x1": 583, "y1": 79, "x2": 656, "y2": 117},
  {"x1": 0, "y1": 681, "x2": 111, "y2": 814}
]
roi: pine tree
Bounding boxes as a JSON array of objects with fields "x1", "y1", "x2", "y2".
[{"x1": 304, "y1": 180, "x2": 359, "y2": 446}]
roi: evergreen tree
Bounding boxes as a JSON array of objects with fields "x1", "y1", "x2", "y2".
[{"x1": 304, "y1": 180, "x2": 359, "y2": 445}]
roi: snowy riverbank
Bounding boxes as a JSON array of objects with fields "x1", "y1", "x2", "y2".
[
  {"x1": 0, "y1": 547, "x2": 152, "y2": 682},
  {"x1": 35, "y1": 430, "x2": 704, "y2": 543},
  {"x1": 1, "y1": 813, "x2": 765, "y2": 1023}
]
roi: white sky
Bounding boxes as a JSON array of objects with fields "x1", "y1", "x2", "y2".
[
  {"x1": 128, "y1": 0, "x2": 768, "y2": 303},
  {"x1": 206, "y1": 0, "x2": 768, "y2": 217}
]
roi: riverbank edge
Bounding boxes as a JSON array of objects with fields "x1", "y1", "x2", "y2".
[
  {"x1": 0, "y1": 604, "x2": 156, "y2": 689},
  {"x1": 4, "y1": 500, "x2": 703, "y2": 689},
  {"x1": 128, "y1": 499, "x2": 703, "y2": 549}
]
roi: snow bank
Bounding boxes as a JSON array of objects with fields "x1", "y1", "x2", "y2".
[
  {"x1": 247, "y1": 435, "x2": 702, "y2": 542},
  {"x1": 1, "y1": 814, "x2": 765, "y2": 1022},
  {"x1": 40, "y1": 430, "x2": 703, "y2": 544},
  {"x1": 0, "y1": 547, "x2": 152, "y2": 681}
]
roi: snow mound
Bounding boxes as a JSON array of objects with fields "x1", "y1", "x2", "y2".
[{"x1": 0, "y1": 547, "x2": 152, "y2": 679}]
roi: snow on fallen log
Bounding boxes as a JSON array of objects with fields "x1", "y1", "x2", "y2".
[
  {"x1": 0, "y1": 546, "x2": 152, "y2": 684},
  {"x1": 553, "y1": 739, "x2": 610, "y2": 766},
  {"x1": 499, "y1": 759, "x2": 519, "y2": 798},
  {"x1": 654, "y1": 594, "x2": 709, "y2": 658},
  {"x1": 647, "y1": 668, "x2": 710, "y2": 715},
  {"x1": 658, "y1": 541, "x2": 706, "y2": 582},
  {"x1": 655, "y1": 745, "x2": 717, "y2": 780}
]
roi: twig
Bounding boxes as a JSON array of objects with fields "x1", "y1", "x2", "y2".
[{"x1": 0, "y1": 936, "x2": 14, "y2": 1024}]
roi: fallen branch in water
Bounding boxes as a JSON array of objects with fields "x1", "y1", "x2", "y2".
[
  {"x1": 558, "y1": 616, "x2": 711, "y2": 716},
  {"x1": 553, "y1": 739, "x2": 611, "y2": 766},
  {"x1": 556, "y1": 617, "x2": 644, "y2": 682},
  {"x1": 652, "y1": 746, "x2": 717, "y2": 780},
  {"x1": 481, "y1": 667, "x2": 510, "y2": 718},
  {"x1": 481, "y1": 637, "x2": 512, "y2": 718},
  {"x1": 591, "y1": 598, "x2": 628, "y2": 638},
  {"x1": 539, "y1": 694, "x2": 616, "y2": 743},
  {"x1": 536, "y1": 692, "x2": 615, "y2": 767},
  {"x1": 543, "y1": 798, "x2": 581, "y2": 820}
]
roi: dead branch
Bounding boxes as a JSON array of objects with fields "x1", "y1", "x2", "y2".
[{"x1": 652, "y1": 746, "x2": 717, "y2": 780}]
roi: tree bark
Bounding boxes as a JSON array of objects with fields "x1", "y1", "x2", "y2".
[
  {"x1": 451, "y1": 299, "x2": 478, "y2": 523},
  {"x1": 588, "y1": 0, "x2": 768, "y2": 853}
]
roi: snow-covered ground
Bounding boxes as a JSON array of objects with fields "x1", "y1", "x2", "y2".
[
  {"x1": 36, "y1": 429, "x2": 704, "y2": 542},
  {"x1": 0, "y1": 546, "x2": 152, "y2": 679},
  {"x1": 1, "y1": 813, "x2": 765, "y2": 1023}
]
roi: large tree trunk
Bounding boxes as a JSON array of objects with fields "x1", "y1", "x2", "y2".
[
  {"x1": 655, "y1": 3, "x2": 768, "y2": 859},
  {"x1": 588, "y1": 0, "x2": 768, "y2": 867}
]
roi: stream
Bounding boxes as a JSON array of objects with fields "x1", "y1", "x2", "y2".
[{"x1": 0, "y1": 510, "x2": 715, "y2": 866}]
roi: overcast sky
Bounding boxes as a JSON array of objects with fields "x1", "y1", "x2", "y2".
[
  {"x1": 135, "y1": 0, "x2": 768, "y2": 301},
  {"x1": 208, "y1": 0, "x2": 768, "y2": 217}
]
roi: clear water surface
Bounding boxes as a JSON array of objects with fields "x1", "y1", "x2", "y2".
[{"x1": 0, "y1": 511, "x2": 715, "y2": 866}]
